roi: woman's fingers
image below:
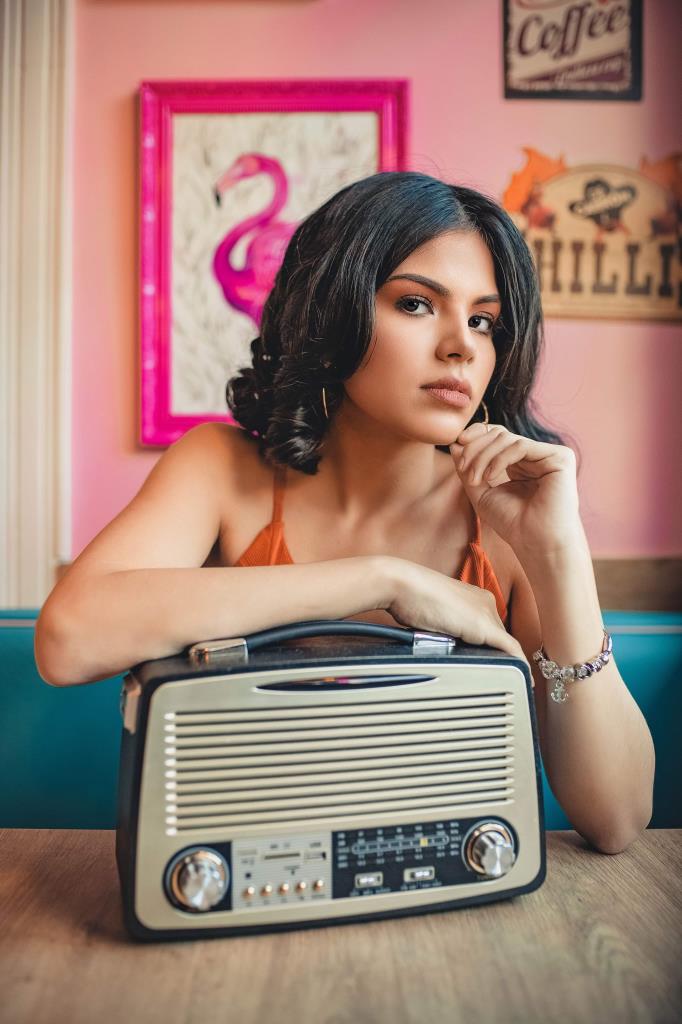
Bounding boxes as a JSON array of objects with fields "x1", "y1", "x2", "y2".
[
  {"x1": 387, "y1": 559, "x2": 528, "y2": 667},
  {"x1": 481, "y1": 438, "x2": 529, "y2": 483},
  {"x1": 454, "y1": 428, "x2": 560, "y2": 487},
  {"x1": 465, "y1": 434, "x2": 518, "y2": 485},
  {"x1": 452, "y1": 426, "x2": 507, "y2": 479},
  {"x1": 453, "y1": 424, "x2": 505, "y2": 465},
  {"x1": 494, "y1": 629, "x2": 527, "y2": 662},
  {"x1": 473, "y1": 594, "x2": 527, "y2": 663}
]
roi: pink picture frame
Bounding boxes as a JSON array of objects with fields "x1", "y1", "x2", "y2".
[{"x1": 139, "y1": 79, "x2": 410, "y2": 447}]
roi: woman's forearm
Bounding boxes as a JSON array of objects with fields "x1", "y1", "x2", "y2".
[
  {"x1": 35, "y1": 556, "x2": 393, "y2": 687},
  {"x1": 519, "y1": 521, "x2": 655, "y2": 854}
]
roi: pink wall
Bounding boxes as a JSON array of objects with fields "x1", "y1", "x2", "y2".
[{"x1": 73, "y1": 0, "x2": 682, "y2": 560}]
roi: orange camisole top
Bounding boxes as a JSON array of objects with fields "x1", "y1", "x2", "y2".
[{"x1": 234, "y1": 464, "x2": 508, "y2": 625}]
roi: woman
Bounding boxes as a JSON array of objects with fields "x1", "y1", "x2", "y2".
[{"x1": 35, "y1": 172, "x2": 654, "y2": 853}]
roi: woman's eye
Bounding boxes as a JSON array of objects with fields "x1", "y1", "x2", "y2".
[
  {"x1": 469, "y1": 314, "x2": 496, "y2": 334},
  {"x1": 397, "y1": 295, "x2": 433, "y2": 315}
]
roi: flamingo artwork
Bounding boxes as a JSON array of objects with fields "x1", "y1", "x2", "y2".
[{"x1": 212, "y1": 153, "x2": 299, "y2": 327}]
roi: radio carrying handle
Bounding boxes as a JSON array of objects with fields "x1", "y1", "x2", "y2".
[{"x1": 186, "y1": 619, "x2": 459, "y2": 666}]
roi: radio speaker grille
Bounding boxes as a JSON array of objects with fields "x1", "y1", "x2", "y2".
[{"x1": 163, "y1": 692, "x2": 516, "y2": 832}]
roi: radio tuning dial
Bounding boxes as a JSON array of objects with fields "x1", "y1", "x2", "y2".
[
  {"x1": 167, "y1": 849, "x2": 229, "y2": 912},
  {"x1": 464, "y1": 823, "x2": 516, "y2": 878}
]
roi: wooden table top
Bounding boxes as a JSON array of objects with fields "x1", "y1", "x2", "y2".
[{"x1": 1, "y1": 828, "x2": 679, "y2": 1024}]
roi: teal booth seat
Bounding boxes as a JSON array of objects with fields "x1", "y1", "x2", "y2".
[{"x1": 2, "y1": 609, "x2": 680, "y2": 830}]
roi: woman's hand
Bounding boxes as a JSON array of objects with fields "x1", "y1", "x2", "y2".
[
  {"x1": 384, "y1": 558, "x2": 527, "y2": 662},
  {"x1": 449, "y1": 422, "x2": 582, "y2": 558}
]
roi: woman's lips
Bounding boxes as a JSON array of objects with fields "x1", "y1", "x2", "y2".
[{"x1": 423, "y1": 387, "x2": 471, "y2": 408}]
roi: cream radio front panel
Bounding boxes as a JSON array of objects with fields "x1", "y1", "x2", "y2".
[{"x1": 116, "y1": 633, "x2": 545, "y2": 940}]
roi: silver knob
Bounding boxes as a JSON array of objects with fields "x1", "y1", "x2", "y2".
[
  {"x1": 168, "y1": 850, "x2": 229, "y2": 912},
  {"x1": 464, "y1": 824, "x2": 516, "y2": 878}
]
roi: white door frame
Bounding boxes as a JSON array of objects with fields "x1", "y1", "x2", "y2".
[{"x1": 0, "y1": 0, "x2": 73, "y2": 607}]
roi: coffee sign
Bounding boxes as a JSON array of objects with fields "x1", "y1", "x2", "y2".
[
  {"x1": 502, "y1": 149, "x2": 681, "y2": 321},
  {"x1": 504, "y1": 0, "x2": 642, "y2": 100}
]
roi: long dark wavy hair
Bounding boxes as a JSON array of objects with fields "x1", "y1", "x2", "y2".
[{"x1": 226, "y1": 171, "x2": 577, "y2": 474}]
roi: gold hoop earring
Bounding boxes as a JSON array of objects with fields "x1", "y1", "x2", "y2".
[{"x1": 321, "y1": 386, "x2": 329, "y2": 420}]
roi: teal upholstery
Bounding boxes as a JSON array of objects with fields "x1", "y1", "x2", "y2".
[
  {"x1": 2, "y1": 609, "x2": 680, "y2": 829},
  {"x1": 2, "y1": 610, "x2": 122, "y2": 828}
]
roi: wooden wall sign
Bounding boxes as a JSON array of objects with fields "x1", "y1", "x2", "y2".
[
  {"x1": 502, "y1": 149, "x2": 681, "y2": 322},
  {"x1": 503, "y1": 0, "x2": 642, "y2": 100}
]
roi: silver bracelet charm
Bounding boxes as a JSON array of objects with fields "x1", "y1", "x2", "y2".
[{"x1": 532, "y1": 628, "x2": 613, "y2": 704}]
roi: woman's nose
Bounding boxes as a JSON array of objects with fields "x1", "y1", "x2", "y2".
[{"x1": 436, "y1": 317, "x2": 477, "y2": 361}]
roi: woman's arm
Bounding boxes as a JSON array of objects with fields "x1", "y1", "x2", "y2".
[
  {"x1": 450, "y1": 422, "x2": 655, "y2": 856},
  {"x1": 34, "y1": 422, "x2": 399, "y2": 687},
  {"x1": 35, "y1": 557, "x2": 394, "y2": 687},
  {"x1": 507, "y1": 524, "x2": 655, "y2": 855}
]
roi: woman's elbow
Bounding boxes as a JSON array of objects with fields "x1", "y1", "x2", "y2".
[
  {"x1": 586, "y1": 811, "x2": 653, "y2": 856},
  {"x1": 34, "y1": 605, "x2": 76, "y2": 686}
]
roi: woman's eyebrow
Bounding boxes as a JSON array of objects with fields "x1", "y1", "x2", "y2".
[{"x1": 386, "y1": 273, "x2": 500, "y2": 305}]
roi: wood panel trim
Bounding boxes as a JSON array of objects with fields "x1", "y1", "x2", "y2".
[{"x1": 592, "y1": 558, "x2": 682, "y2": 612}]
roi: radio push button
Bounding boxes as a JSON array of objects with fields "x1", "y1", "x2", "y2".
[
  {"x1": 464, "y1": 823, "x2": 516, "y2": 878},
  {"x1": 404, "y1": 866, "x2": 435, "y2": 883},
  {"x1": 355, "y1": 871, "x2": 383, "y2": 889}
]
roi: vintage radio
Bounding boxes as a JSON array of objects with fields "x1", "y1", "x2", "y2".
[{"x1": 116, "y1": 619, "x2": 545, "y2": 941}]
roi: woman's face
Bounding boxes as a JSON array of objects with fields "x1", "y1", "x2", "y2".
[{"x1": 342, "y1": 230, "x2": 501, "y2": 446}]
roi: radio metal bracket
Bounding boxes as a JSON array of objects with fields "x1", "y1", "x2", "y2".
[
  {"x1": 412, "y1": 633, "x2": 457, "y2": 654},
  {"x1": 187, "y1": 637, "x2": 249, "y2": 666}
]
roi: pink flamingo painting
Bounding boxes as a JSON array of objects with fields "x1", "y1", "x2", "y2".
[{"x1": 212, "y1": 153, "x2": 299, "y2": 327}]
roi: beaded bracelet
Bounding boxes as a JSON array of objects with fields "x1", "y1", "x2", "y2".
[{"x1": 532, "y1": 628, "x2": 613, "y2": 704}]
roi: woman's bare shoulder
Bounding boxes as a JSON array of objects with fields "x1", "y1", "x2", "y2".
[
  {"x1": 199, "y1": 423, "x2": 273, "y2": 567},
  {"x1": 205, "y1": 421, "x2": 254, "y2": 452},
  {"x1": 204, "y1": 422, "x2": 264, "y2": 482}
]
